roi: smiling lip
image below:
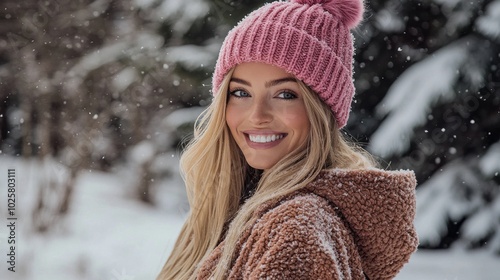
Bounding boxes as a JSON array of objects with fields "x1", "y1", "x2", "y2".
[{"x1": 243, "y1": 131, "x2": 287, "y2": 149}]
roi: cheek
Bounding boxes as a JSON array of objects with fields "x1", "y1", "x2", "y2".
[
  {"x1": 281, "y1": 106, "x2": 310, "y2": 144},
  {"x1": 281, "y1": 105, "x2": 309, "y2": 127}
]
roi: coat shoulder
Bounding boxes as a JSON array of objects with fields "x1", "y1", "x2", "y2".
[{"x1": 243, "y1": 192, "x2": 365, "y2": 279}]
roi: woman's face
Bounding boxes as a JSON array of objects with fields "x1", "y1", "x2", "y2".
[{"x1": 226, "y1": 62, "x2": 310, "y2": 170}]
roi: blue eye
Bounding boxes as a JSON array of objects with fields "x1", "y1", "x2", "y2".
[
  {"x1": 229, "y1": 90, "x2": 250, "y2": 98},
  {"x1": 277, "y1": 91, "x2": 297, "y2": 99}
]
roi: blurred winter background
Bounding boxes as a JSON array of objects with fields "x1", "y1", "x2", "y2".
[{"x1": 0, "y1": 0, "x2": 499, "y2": 279}]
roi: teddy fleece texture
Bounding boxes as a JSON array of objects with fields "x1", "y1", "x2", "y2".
[{"x1": 196, "y1": 168, "x2": 418, "y2": 279}]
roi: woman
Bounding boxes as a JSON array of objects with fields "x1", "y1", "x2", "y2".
[{"x1": 158, "y1": 0, "x2": 418, "y2": 279}]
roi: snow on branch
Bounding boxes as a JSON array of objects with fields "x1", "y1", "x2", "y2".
[
  {"x1": 166, "y1": 42, "x2": 221, "y2": 70},
  {"x1": 63, "y1": 41, "x2": 130, "y2": 95},
  {"x1": 368, "y1": 39, "x2": 469, "y2": 157},
  {"x1": 476, "y1": 0, "x2": 500, "y2": 41},
  {"x1": 155, "y1": 0, "x2": 210, "y2": 36},
  {"x1": 64, "y1": 32, "x2": 163, "y2": 94},
  {"x1": 479, "y1": 140, "x2": 500, "y2": 176},
  {"x1": 461, "y1": 192, "x2": 500, "y2": 246},
  {"x1": 162, "y1": 106, "x2": 206, "y2": 128},
  {"x1": 415, "y1": 159, "x2": 484, "y2": 247},
  {"x1": 67, "y1": 42, "x2": 129, "y2": 79}
]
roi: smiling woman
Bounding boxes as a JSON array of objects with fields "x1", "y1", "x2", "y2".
[
  {"x1": 226, "y1": 63, "x2": 310, "y2": 170},
  {"x1": 157, "y1": 1, "x2": 418, "y2": 279}
]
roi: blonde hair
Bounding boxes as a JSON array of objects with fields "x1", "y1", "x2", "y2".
[{"x1": 157, "y1": 70, "x2": 377, "y2": 280}]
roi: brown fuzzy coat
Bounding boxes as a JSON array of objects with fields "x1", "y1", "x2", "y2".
[{"x1": 196, "y1": 169, "x2": 418, "y2": 279}]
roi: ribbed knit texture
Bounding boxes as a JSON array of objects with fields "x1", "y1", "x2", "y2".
[
  {"x1": 196, "y1": 169, "x2": 418, "y2": 279},
  {"x1": 212, "y1": 0, "x2": 364, "y2": 128}
]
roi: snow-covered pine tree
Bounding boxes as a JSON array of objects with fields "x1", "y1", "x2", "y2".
[{"x1": 351, "y1": 0, "x2": 500, "y2": 253}]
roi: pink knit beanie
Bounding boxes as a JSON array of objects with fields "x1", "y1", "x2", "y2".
[{"x1": 212, "y1": 0, "x2": 364, "y2": 128}]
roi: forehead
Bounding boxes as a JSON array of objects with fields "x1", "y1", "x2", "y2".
[{"x1": 232, "y1": 62, "x2": 293, "y2": 79}]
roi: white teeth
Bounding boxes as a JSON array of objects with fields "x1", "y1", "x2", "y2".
[{"x1": 249, "y1": 134, "x2": 284, "y2": 143}]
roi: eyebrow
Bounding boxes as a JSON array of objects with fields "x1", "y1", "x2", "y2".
[{"x1": 230, "y1": 77, "x2": 297, "y2": 88}]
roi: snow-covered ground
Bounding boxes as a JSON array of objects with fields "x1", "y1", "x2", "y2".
[
  {"x1": 396, "y1": 249, "x2": 499, "y2": 280},
  {"x1": 0, "y1": 156, "x2": 498, "y2": 279}
]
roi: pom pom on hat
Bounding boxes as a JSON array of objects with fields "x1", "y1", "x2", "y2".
[
  {"x1": 291, "y1": 0, "x2": 364, "y2": 29},
  {"x1": 212, "y1": 0, "x2": 366, "y2": 128}
]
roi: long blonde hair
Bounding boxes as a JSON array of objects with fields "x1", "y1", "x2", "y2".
[{"x1": 157, "y1": 69, "x2": 377, "y2": 280}]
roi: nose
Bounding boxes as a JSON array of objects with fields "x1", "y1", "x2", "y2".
[{"x1": 248, "y1": 98, "x2": 272, "y2": 125}]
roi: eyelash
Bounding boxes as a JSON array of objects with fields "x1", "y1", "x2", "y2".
[
  {"x1": 228, "y1": 89, "x2": 249, "y2": 98},
  {"x1": 277, "y1": 91, "x2": 297, "y2": 100},
  {"x1": 228, "y1": 89, "x2": 298, "y2": 100}
]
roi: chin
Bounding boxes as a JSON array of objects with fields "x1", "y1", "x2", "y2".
[{"x1": 247, "y1": 161, "x2": 276, "y2": 171}]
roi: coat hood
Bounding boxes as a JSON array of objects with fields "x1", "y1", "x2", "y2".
[{"x1": 301, "y1": 168, "x2": 418, "y2": 279}]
